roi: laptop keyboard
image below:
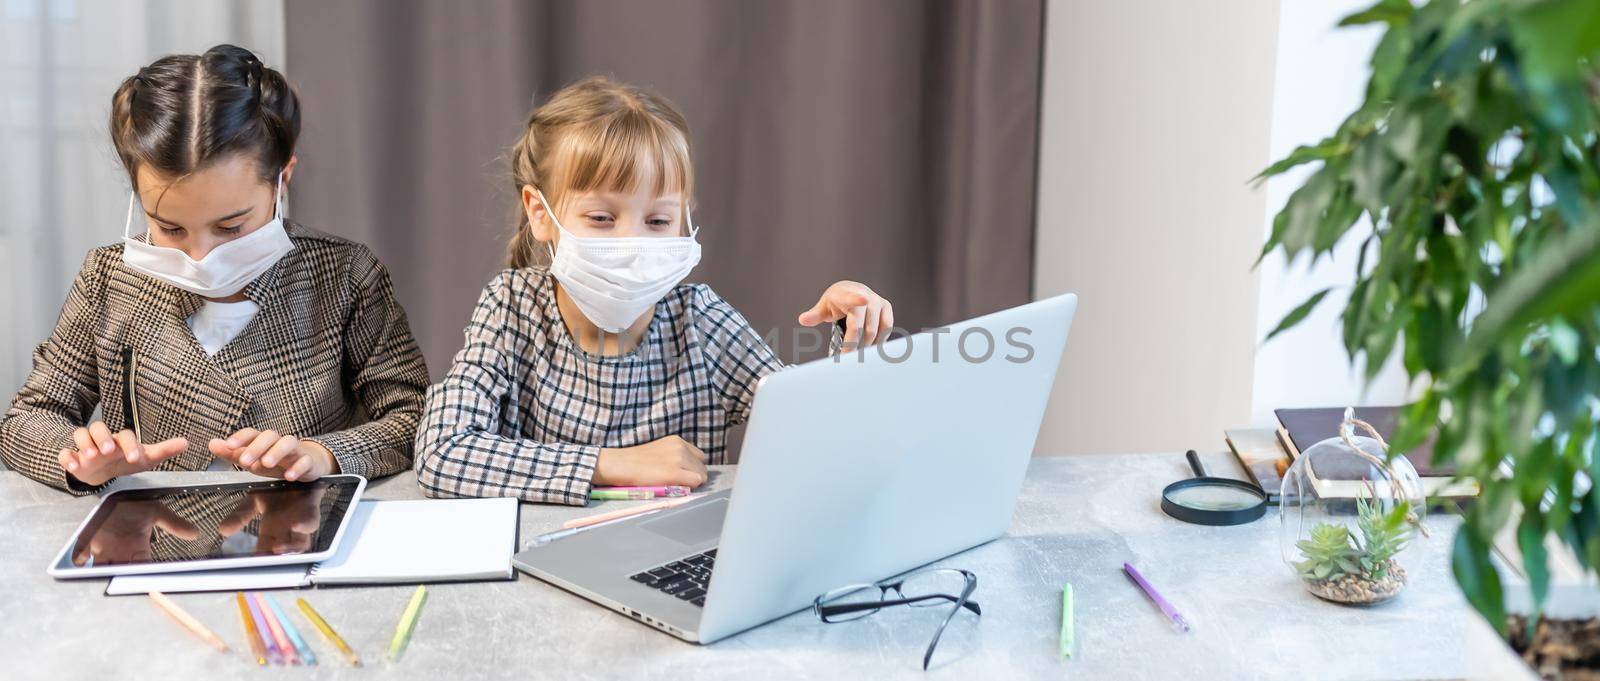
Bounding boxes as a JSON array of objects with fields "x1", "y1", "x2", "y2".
[{"x1": 629, "y1": 548, "x2": 716, "y2": 606}]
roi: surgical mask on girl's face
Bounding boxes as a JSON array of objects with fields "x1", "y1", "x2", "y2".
[
  {"x1": 538, "y1": 190, "x2": 702, "y2": 333},
  {"x1": 121, "y1": 172, "x2": 295, "y2": 298}
]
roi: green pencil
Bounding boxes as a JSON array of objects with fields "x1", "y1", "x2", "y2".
[
  {"x1": 1060, "y1": 582, "x2": 1075, "y2": 659},
  {"x1": 388, "y1": 585, "x2": 428, "y2": 663},
  {"x1": 590, "y1": 489, "x2": 653, "y2": 501}
]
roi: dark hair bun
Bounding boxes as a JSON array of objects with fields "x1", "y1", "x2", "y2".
[{"x1": 110, "y1": 43, "x2": 300, "y2": 191}]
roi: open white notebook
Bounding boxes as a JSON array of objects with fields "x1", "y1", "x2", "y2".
[{"x1": 107, "y1": 497, "x2": 518, "y2": 595}]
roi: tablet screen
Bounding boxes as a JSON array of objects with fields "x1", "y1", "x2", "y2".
[{"x1": 53, "y1": 477, "x2": 360, "y2": 571}]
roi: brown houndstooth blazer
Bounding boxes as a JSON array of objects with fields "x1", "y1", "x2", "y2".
[{"x1": 0, "y1": 222, "x2": 430, "y2": 494}]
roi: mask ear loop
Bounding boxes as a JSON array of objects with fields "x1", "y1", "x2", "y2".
[
  {"x1": 123, "y1": 191, "x2": 139, "y2": 239},
  {"x1": 273, "y1": 170, "x2": 286, "y2": 221},
  {"x1": 535, "y1": 189, "x2": 564, "y2": 261},
  {"x1": 685, "y1": 200, "x2": 698, "y2": 238}
]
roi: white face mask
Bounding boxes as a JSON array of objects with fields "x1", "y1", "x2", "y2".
[
  {"x1": 538, "y1": 191, "x2": 702, "y2": 333},
  {"x1": 121, "y1": 172, "x2": 295, "y2": 298}
]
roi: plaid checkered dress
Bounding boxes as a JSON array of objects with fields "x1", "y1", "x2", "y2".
[
  {"x1": 415, "y1": 268, "x2": 823, "y2": 506},
  {"x1": 0, "y1": 223, "x2": 431, "y2": 494}
]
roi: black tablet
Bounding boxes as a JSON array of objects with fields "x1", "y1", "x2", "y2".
[{"x1": 47, "y1": 475, "x2": 366, "y2": 578}]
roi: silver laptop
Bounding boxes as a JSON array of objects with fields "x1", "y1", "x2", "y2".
[{"x1": 512, "y1": 293, "x2": 1077, "y2": 643}]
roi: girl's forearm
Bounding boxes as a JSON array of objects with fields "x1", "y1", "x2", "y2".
[
  {"x1": 414, "y1": 419, "x2": 601, "y2": 506},
  {"x1": 0, "y1": 408, "x2": 92, "y2": 493}
]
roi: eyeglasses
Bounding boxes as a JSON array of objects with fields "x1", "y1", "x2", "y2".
[{"x1": 812, "y1": 568, "x2": 980, "y2": 670}]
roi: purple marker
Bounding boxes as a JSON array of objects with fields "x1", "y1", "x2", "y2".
[
  {"x1": 245, "y1": 591, "x2": 283, "y2": 664},
  {"x1": 1122, "y1": 563, "x2": 1192, "y2": 632}
]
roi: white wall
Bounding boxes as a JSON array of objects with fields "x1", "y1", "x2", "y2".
[
  {"x1": 1032, "y1": 0, "x2": 1281, "y2": 455},
  {"x1": 1248, "y1": 0, "x2": 1412, "y2": 427}
]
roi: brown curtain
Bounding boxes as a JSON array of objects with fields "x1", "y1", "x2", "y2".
[{"x1": 284, "y1": 0, "x2": 1042, "y2": 375}]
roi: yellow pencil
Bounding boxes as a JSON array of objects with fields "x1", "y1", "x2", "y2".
[
  {"x1": 388, "y1": 585, "x2": 428, "y2": 663},
  {"x1": 236, "y1": 592, "x2": 267, "y2": 665},
  {"x1": 296, "y1": 598, "x2": 360, "y2": 667},
  {"x1": 148, "y1": 591, "x2": 229, "y2": 653}
]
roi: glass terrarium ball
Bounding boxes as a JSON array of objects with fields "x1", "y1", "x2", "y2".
[{"x1": 1279, "y1": 420, "x2": 1426, "y2": 605}]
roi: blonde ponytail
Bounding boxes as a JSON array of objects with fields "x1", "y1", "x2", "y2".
[{"x1": 506, "y1": 122, "x2": 547, "y2": 269}]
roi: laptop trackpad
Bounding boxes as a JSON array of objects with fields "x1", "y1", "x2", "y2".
[{"x1": 639, "y1": 499, "x2": 728, "y2": 545}]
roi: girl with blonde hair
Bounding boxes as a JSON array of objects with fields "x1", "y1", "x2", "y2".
[{"x1": 415, "y1": 76, "x2": 892, "y2": 504}]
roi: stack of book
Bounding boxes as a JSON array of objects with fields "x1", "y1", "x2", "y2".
[{"x1": 1224, "y1": 405, "x2": 1479, "y2": 501}]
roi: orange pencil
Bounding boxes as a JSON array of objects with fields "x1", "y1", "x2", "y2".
[
  {"x1": 148, "y1": 591, "x2": 229, "y2": 653},
  {"x1": 236, "y1": 592, "x2": 267, "y2": 665},
  {"x1": 253, "y1": 593, "x2": 300, "y2": 665}
]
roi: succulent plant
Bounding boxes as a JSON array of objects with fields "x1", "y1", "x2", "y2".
[
  {"x1": 1356, "y1": 495, "x2": 1414, "y2": 580},
  {"x1": 1295, "y1": 496, "x2": 1415, "y2": 583},
  {"x1": 1295, "y1": 523, "x2": 1365, "y2": 581}
]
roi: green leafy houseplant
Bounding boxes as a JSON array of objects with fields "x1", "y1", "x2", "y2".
[{"x1": 1257, "y1": 0, "x2": 1600, "y2": 634}]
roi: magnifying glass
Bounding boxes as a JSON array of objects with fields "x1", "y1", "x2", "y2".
[{"x1": 1160, "y1": 450, "x2": 1268, "y2": 526}]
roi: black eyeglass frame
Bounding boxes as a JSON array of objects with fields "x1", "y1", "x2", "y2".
[{"x1": 812, "y1": 568, "x2": 980, "y2": 670}]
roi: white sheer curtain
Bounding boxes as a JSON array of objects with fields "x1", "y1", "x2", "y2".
[{"x1": 0, "y1": 0, "x2": 284, "y2": 400}]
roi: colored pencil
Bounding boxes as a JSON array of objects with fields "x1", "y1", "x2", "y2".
[
  {"x1": 253, "y1": 592, "x2": 300, "y2": 665},
  {"x1": 388, "y1": 585, "x2": 428, "y2": 662},
  {"x1": 265, "y1": 594, "x2": 317, "y2": 666},
  {"x1": 244, "y1": 590, "x2": 281, "y2": 664},
  {"x1": 1060, "y1": 583, "x2": 1075, "y2": 659},
  {"x1": 236, "y1": 592, "x2": 267, "y2": 665},
  {"x1": 590, "y1": 489, "x2": 654, "y2": 500},
  {"x1": 297, "y1": 598, "x2": 361, "y2": 667},
  {"x1": 147, "y1": 591, "x2": 229, "y2": 653},
  {"x1": 595, "y1": 485, "x2": 691, "y2": 497},
  {"x1": 563, "y1": 494, "x2": 703, "y2": 529}
]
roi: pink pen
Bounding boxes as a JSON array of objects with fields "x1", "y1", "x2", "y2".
[
  {"x1": 254, "y1": 592, "x2": 300, "y2": 665},
  {"x1": 595, "y1": 485, "x2": 690, "y2": 497}
]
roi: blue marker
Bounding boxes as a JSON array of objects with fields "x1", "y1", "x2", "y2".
[{"x1": 265, "y1": 593, "x2": 318, "y2": 666}]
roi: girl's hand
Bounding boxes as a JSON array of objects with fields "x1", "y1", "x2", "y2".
[
  {"x1": 59, "y1": 421, "x2": 190, "y2": 487},
  {"x1": 208, "y1": 428, "x2": 339, "y2": 481},
  {"x1": 595, "y1": 436, "x2": 708, "y2": 488},
  {"x1": 798, "y1": 280, "x2": 894, "y2": 349}
]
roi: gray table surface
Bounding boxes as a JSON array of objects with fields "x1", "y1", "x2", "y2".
[{"x1": 1, "y1": 452, "x2": 1496, "y2": 680}]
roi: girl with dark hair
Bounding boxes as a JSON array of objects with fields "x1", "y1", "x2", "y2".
[{"x1": 0, "y1": 44, "x2": 430, "y2": 494}]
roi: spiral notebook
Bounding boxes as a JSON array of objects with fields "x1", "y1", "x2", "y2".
[{"x1": 106, "y1": 497, "x2": 519, "y2": 595}]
